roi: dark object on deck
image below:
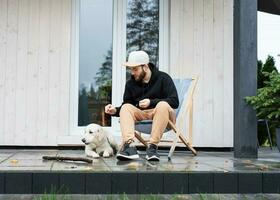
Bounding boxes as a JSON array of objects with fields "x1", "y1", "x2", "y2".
[
  {"x1": 258, "y1": 119, "x2": 273, "y2": 150},
  {"x1": 234, "y1": 0, "x2": 258, "y2": 158},
  {"x1": 276, "y1": 128, "x2": 280, "y2": 152},
  {"x1": 42, "y1": 156, "x2": 92, "y2": 163},
  {"x1": 258, "y1": 0, "x2": 280, "y2": 15}
]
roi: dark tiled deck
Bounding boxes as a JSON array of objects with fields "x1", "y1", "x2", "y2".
[{"x1": 0, "y1": 148, "x2": 279, "y2": 194}]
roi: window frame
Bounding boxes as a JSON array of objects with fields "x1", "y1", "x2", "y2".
[{"x1": 69, "y1": 0, "x2": 170, "y2": 136}]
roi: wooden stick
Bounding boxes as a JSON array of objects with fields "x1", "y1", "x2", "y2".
[
  {"x1": 42, "y1": 156, "x2": 93, "y2": 163},
  {"x1": 168, "y1": 120, "x2": 197, "y2": 156},
  {"x1": 134, "y1": 131, "x2": 148, "y2": 147}
]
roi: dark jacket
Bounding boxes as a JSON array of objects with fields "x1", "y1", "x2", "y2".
[{"x1": 114, "y1": 65, "x2": 179, "y2": 117}]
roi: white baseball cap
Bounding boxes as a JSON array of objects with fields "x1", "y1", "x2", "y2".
[{"x1": 123, "y1": 50, "x2": 149, "y2": 67}]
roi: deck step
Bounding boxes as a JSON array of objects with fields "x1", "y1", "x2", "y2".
[{"x1": 0, "y1": 171, "x2": 280, "y2": 194}]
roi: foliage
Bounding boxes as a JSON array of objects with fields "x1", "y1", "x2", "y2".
[
  {"x1": 33, "y1": 186, "x2": 70, "y2": 200},
  {"x1": 79, "y1": 0, "x2": 160, "y2": 125},
  {"x1": 258, "y1": 55, "x2": 278, "y2": 88},
  {"x1": 95, "y1": 48, "x2": 112, "y2": 90},
  {"x1": 127, "y1": 0, "x2": 159, "y2": 67},
  {"x1": 94, "y1": 47, "x2": 112, "y2": 101},
  {"x1": 245, "y1": 70, "x2": 280, "y2": 128},
  {"x1": 252, "y1": 55, "x2": 279, "y2": 145}
]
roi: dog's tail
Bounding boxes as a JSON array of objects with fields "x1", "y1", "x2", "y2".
[{"x1": 107, "y1": 134, "x2": 119, "y2": 155}]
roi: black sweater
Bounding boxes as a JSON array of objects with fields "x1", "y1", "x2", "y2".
[{"x1": 114, "y1": 66, "x2": 179, "y2": 117}]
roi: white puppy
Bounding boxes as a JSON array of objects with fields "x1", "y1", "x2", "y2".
[{"x1": 81, "y1": 124, "x2": 119, "y2": 158}]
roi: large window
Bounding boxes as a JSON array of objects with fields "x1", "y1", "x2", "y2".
[
  {"x1": 72, "y1": 0, "x2": 169, "y2": 132},
  {"x1": 78, "y1": 0, "x2": 113, "y2": 126},
  {"x1": 126, "y1": 0, "x2": 159, "y2": 79},
  {"x1": 126, "y1": 0, "x2": 159, "y2": 66}
]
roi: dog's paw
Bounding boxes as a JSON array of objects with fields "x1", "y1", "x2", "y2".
[
  {"x1": 91, "y1": 152, "x2": 100, "y2": 158},
  {"x1": 86, "y1": 151, "x2": 100, "y2": 158},
  {"x1": 102, "y1": 151, "x2": 110, "y2": 158}
]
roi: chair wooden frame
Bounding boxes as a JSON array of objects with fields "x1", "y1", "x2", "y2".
[{"x1": 134, "y1": 76, "x2": 198, "y2": 159}]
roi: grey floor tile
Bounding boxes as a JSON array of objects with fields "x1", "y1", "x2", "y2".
[
  {"x1": 0, "y1": 148, "x2": 278, "y2": 174},
  {"x1": 0, "y1": 150, "x2": 19, "y2": 157},
  {"x1": 57, "y1": 150, "x2": 84, "y2": 157},
  {"x1": 0, "y1": 158, "x2": 53, "y2": 167},
  {"x1": 11, "y1": 150, "x2": 58, "y2": 160},
  {"x1": 51, "y1": 161, "x2": 110, "y2": 172},
  {"x1": 110, "y1": 160, "x2": 146, "y2": 171},
  {"x1": 0, "y1": 166, "x2": 52, "y2": 171}
]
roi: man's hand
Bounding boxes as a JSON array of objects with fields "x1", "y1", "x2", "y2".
[
  {"x1": 105, "y1": 104, "x2": 117, "y2": 115},
  {"x1": 139, "y1": 99, "x2": 150, "y2": 108}
]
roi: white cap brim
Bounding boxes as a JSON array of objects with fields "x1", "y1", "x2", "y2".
[{"x1": 123, "y1": 62, "x2": 146, "y2": 68}]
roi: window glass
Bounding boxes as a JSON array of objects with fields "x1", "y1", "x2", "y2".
[
  {"x1": 126, "y1": 0, "x2": 159, "y2": 79},
  {"x1": 78, "y1": 0, "x2": 113, "y2": 126}
]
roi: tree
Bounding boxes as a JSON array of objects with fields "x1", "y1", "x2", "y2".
[
  {"x1": 94, "y1": 48, "x2": 112, "y2": 100},
  {"x1": 93, "y1": 47, "x2": 113, "y2": 126},
  {"x1": 254, "y1": 55, "x2": 279, "y2": 145},
  {"x1": 258, "y1": 55, "x2": 278, "y2": 88},
  {"x1": 78, "y1": 84, "x2": 89, "y2": 126},
  {"x1": 246, "y1": 70, "x2": 280, "y2": 128},
  {"x1": 95, "y1": 48, "x2": 112, "y2": 89},
  {"x1": 127, "y1": 0, "x2": 159, "y2": 67}
]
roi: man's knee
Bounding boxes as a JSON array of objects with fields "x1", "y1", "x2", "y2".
[
  {"x1": 120, "y1": 103, "x2": 136, "y2": 114},
  {"x1": 155, "y1": 101, "x2": 170, "y2": 111}
]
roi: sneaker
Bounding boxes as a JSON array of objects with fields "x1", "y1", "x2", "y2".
[
  {"x1": 116, "y1": 142, "x2": 139, "y2": 161},
  {"x1": 146, "y1": 144, "x2": 160, "y2": 161}
]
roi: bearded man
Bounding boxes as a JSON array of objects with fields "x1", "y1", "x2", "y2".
[{"x1": 104, "y1": 50, "x2": 179, "y2": 161}]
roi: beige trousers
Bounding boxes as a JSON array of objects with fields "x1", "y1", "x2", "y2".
[{"x1": 119, "y1": 101, "x2": 176, "y2": 145}]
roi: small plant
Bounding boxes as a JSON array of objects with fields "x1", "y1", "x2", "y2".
[
  {"x1": 33, "y1": 185, "x2": 70, "y2": 200},
  {"x1": 245, "y1": 70, "x2": 280, "y2": 129}
]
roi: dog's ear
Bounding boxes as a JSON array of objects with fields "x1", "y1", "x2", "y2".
[{"x1": 97, "y1": 128, "x2": 105, "y2": 141}]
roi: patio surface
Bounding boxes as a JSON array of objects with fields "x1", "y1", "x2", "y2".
[
  {"x1": 0, "y1": 147, "x2": 279, "y2": 194},
  {"x1": 0, "y1": 147, "x2": 279, "y2": 172}
]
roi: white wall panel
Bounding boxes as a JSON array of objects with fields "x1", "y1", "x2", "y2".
[
  {"x1": 4, "y1": 0, "x2": 18, "y2": 144},
  {"x1": 170, "y1": 0, "x2": 234, "y2": 147},
  {"x1": 0, "y1": 0, "x2": 71, "y2": 145},
  {"x1": 0, "y1": 0, "x2": 233, "y2": 147},
  {"x1": 15, "y1": 0, "x2": 29, "y2": 144},
  {"x1": 37, "y1": 0, "x2": 51, "y2": 145},
  {"x1": 0, "y1": 0, "x2": 8, "y2": 144}
]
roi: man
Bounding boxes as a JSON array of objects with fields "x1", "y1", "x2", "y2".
[{"x1": 105, "y1": 50, "x2": 179, "y2": 161}]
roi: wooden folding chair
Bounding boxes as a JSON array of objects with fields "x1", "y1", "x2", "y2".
[{"x1": 134, "y1": 77, "x2": 198, "y2": 159}]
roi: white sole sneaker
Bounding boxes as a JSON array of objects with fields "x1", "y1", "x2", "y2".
[
  {"x1": 146, "y1": 155, "x2": 160, "y2": 161},
  {"x1": 116, "y1": 153, "x2": 139, "y2": 161}
]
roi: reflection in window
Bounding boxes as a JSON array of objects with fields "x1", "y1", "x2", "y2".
[
  {"x1": 78, "y1": 0, "x2": 113, "y2": 126},
  {"x1": 126, "y1": 0, "x2": 159, "y2": 79}
]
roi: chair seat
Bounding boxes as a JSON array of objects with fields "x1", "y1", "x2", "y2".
[
  {"x1": 135, "y1": 120, "x2": 170, "y2": 134},
  {"x1": 134, "y1": 77, "x2": 198, "y2": 158}
]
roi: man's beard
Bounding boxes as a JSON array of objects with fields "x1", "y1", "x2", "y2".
[{"x1": 132, "y1": 68, "x2": 146, "y2": 82}]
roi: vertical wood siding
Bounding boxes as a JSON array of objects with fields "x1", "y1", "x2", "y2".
[
  {"x1": 0, "y1": 0, "x2": 233, "y2": 147},
  {"x1": 170, "y1": 0, "x2": 234, "y2": 147},
  {"x1": 0, "y1": 0, "x2": 71, "y2": 145}
]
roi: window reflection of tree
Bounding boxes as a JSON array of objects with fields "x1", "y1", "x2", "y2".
[
  {"x1": 78, "y1": 47, "x2": 112, "y2": 127},
  {"x1": 127, "y1": 0, "x2": 159, "y2": 68},
  {"x1": 78, "y1": 0, "x2": 159, "y2": 127}
]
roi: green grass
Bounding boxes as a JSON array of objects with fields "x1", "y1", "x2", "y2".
[{"x1": 33, "y1": 185, "x2": 71, "y2": 200}]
